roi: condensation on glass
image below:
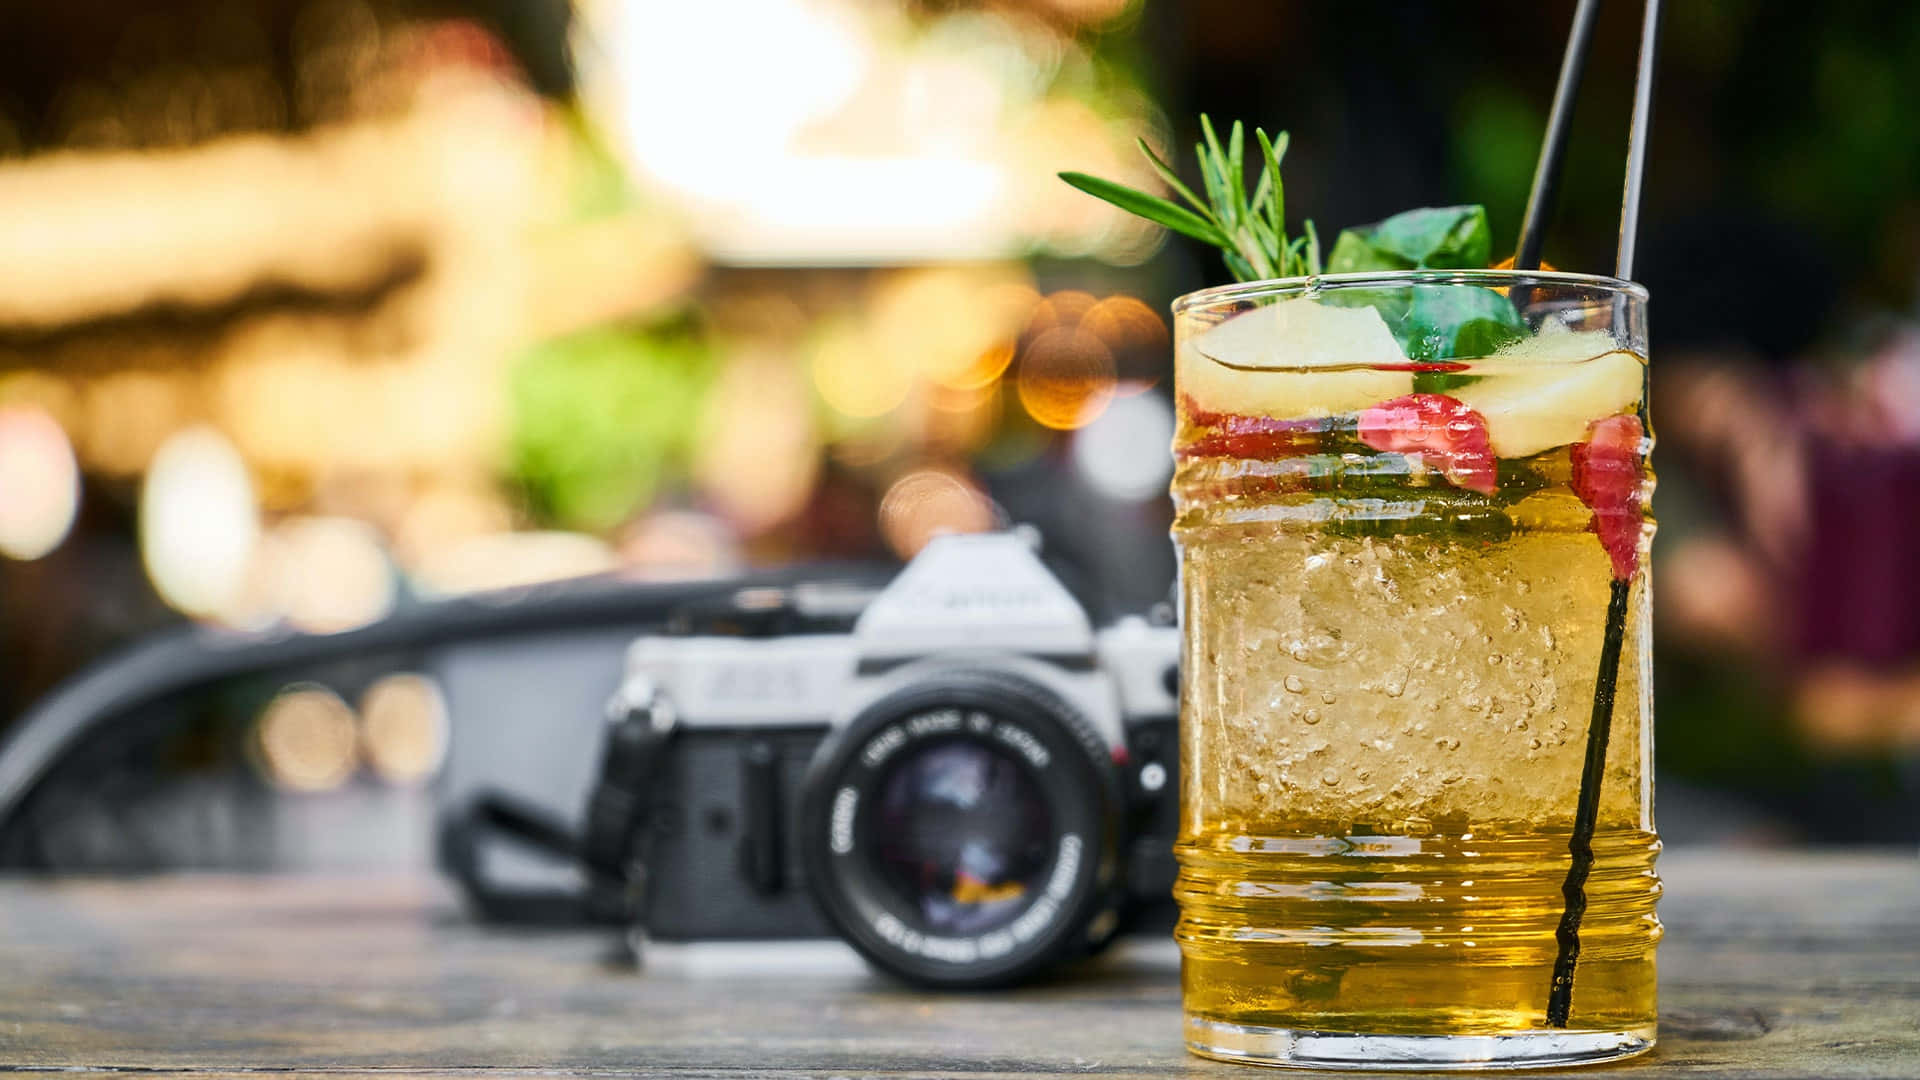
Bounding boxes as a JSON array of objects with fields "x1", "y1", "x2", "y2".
[{"x1": 1170, "y1": 271, "x2": 1660, "y2": 1070}]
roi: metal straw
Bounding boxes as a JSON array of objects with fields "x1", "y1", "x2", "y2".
[
  {"x1": 1514, "y1": 0, "x2": 1601, "y2": 271},
  {"x1": 1614, "y1": 0, "x2": 1661, "y2": 281},
  {"x1": 1547, "y1": 0, "x2": 1662, "y2": 1030}
]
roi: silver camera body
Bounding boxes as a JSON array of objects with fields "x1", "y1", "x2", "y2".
[{"x1": 609, "y1": 530, "x2": 1180, "y2": 986}]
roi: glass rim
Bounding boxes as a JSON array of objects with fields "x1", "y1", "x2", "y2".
[{"x1": 1171, "y1": 268, "x2": 1648, "y2": 315}]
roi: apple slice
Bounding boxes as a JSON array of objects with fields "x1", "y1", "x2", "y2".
[
  {"x1": 1181, "y1": 298, "x2": 1414, "y2": 420},
  {"x1": 1452, "y1": 345, "x2": 1644, "y2": 459}
]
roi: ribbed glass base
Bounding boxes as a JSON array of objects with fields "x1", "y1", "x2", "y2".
[{"x1": 1185, "y1": 1017, "x2": 1656, "y2": 1071}]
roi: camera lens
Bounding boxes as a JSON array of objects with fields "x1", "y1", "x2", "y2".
[
  {"x1": 799, "y1": 670, "x2": 1123, "y2": 988},
  {"x1": 868, "y1": 739, "x2": 1052, "y2": 936}
]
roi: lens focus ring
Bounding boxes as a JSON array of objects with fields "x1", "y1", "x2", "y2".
[{"x1": 797, "y1": 669, "x2": 1121, "y2": 988}]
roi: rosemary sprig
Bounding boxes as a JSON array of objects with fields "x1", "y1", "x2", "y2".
[{"x1": 1060, "y1": 115, "x2": 1322, "y2": 283}]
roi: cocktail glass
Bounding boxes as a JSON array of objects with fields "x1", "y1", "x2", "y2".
[{"x1": 1171, "y1": 270, "x2": 1659, "y2": 1070}]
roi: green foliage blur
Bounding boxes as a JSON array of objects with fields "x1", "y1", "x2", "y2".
[
  {"x1": 508, "y1": 323, "x2": 711, "y2": 531},
  {"x1": 1443, "y1": 0, "x2": 1920, "y2": 310}
]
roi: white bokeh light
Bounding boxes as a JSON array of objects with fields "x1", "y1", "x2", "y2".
[
  {"x1": 1071, "y1": 392, "x2": 1174, "y2": 501},
  {"x1": 591, "y1": 0, "x2": 1021, "y2": 262},
  {"x1": 140, "y1": 425, "x2": 259, "y2": 618}
]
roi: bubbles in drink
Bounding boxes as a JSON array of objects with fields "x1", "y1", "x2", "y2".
[{"x1": 1171, "y1": 305, "x2": 1657, "y2": 1040}]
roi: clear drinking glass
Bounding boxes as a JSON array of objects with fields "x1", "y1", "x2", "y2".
[{"x1": 1170, "y1": 270, "x2": 1660, "y2": 1069}]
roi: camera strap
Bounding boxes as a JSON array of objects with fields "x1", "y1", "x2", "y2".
[
  {"x1": 578, "y1": 672, "x2": 679, "y2": 925},
  {"x1": 447, "y1": 672, "x2": 677, "y2": 927}
]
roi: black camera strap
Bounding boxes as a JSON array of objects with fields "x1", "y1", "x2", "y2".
[
  {"x1": 577, "y1": 673, "x2": 678, "y2": 924},
  {"x1": 448, "y1": 673, "x2": 678, "y2": 927}
]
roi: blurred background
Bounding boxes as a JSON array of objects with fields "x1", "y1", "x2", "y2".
[{"x1": 0, "y1": 0, "x2": 1915, "y2": 870}]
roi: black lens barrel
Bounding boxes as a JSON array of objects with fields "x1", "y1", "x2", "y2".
[{"x1": 797, "y1": 670, "x2": 1122, "y2": 988}]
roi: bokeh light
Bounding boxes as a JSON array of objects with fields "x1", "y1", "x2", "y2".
[
  {"x1": 591, "y1": 0, "x2": 1158, "y2": 263},
  {"x1": 922, "y1": 380, "x2": 1002, "y2": 457},
  {"x1": 867, "y1": 266, "x2": 1034, "y2": 390},
  {"x1": 810, "y1": 319, "x2": 914, "y2": 420},
  {"x1": 1015, "y1": 324, "x2": 1116, "y2": 430},
  {"x1": 261, "y1": 517, "x2": 395, "y2": 634},
  {"x1": 139, "y1": 426, "x2": 259, "y2": 619},
  {"x1": 0, "y1": 405, "x2": 80, "y2": 561},
  {"x1": 392, "y1": 484, "x2": 513, "y2": 574},
  {"x1": 81, "y1": 371, "x2": 189, "y2": 476},
  {"x1": 1082, "y1": 294, "x2": 1169, "y2": 355},
  {"x1": 1026, "y1": 289, "x2": 1099, "y2": 335},
  {"x1": 938, "y1": 340, "x2": 1019, "y2": 393},
  {"x1": 0, "y1": 372, "x2": 79, "y2": 432},
  {"x1": 617, "y1": 509, "x2": 744, "y2": 579},
  {"x1": 253, "y1": 684, "x2": 359, "y2": 793},
  {"x1": 697, "y1": 351, "x2": 820, "y2": 533},
  {"x1": 1071, "y1": 392, "x2": 1175, "y2": 501},
  {"x1": 410, "y1": 531, "x2": 616, "y2": 596},
  {"x1": 1037, "y1": 0, "x2": 1136, "y2": 25},
  {"x1": 879, "y1": 467, "x2": 996, "y2": 559},
  {"x1": 358, "y1": 673, "x2": 449, "y2": 786}
]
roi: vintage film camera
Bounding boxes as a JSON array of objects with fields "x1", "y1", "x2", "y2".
[{"x1": 450, "y1": 531, "x2": 1181, "y2": 988}]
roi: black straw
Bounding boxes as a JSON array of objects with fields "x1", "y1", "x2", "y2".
[
  {"x1": 1547, "y1": 0, "x2": 1661, "y2": 1030},
  {"x1": 1514, "y1": 0, "x2": 1601, "y2": 271},
  {"x1": 1547, "y1": 578, "x2": 1632, "y2": 1027}
]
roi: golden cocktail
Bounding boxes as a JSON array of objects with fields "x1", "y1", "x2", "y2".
[{"x1": 1172, "y1": 271, "x2": 1660, "y2": 1069}]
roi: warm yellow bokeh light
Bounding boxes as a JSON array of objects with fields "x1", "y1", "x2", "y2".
[
  {"x1": 810, "y1": 321, "x2": 913, "y2": 420},
  {"x1": 0, "y1": 372, "x2": 80, "y2": 433},
  {"x1": 82, "y1": 371, "x2": 191, "y2": 476},
  {"x1": 866, "y1": 266, "x2": 1035, "y2": 391},
  {"x1": 618, "y1": 509, "x2": 745, "y2": 580},
  {"x1": 698, "y1": 351, "x2": 821, "y2": 533},
  {"x1": 358, "y1": 673, "x2": 450, "y2": 785},
  {"x1": 934, "y1": 341, "x2": 1017, "y2": 394},
  {"x1": 262, "y1": 516, "x2": 395, "y2": 634},
  {"x1": 922, "y1": 381, "x2": 1001, "y2": 457},
  {"x1": 1082, "y1": 294, "x2": 1169, "y2": 353},
  {"x1": 1027, "y1": 289, "x2": 1099, "y2": 335},
  {"x1": 1015, "y1": 325, "x2": 1116, "y2": 430},
  {"x1": 393, "y1": 484, "x2": 513, "y2": 573},
  {"x1": 254, "y1": 684, "x2": 360, "y2": 792},
  {"x1": 879, "y1": 468, "x2": 996, "y2": 559},
  {"x1": 411, "y1": 531, "x2": 617, "y2": 596}
]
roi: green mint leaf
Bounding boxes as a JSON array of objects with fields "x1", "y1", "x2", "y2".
[
  {"x1": 1398, "y1": 284, "x2": 1526, "y2": 365},
  {"x1": 1318, "y1": 282, "x2": 1522, "y2": 379},
  {"x1": 1378, "y1": 205, "x2": 1492, "y2": 267},
  {"x1": 1326, "y1": 228, "x2": 1411, "y2": 273},
  {"x1": 1057, "y1": 172, "x2": 1230, "y2": 248},
  {"x1": 1327, "y1": 205, "x2": 1493, "y2": 271},
  {"x1": 1320, "y1": 285, "x2": 1412, "y2": 322}
]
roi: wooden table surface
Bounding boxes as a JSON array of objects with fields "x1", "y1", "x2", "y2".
[{"x1": 0, "y1": 850, "x2": 1915, "y2": 1079}]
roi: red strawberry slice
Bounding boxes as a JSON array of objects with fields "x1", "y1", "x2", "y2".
[
  {"x1": 1177, "y1": 395, "x2": 1321, "y2": 460},
  {"x1": 1570, "y1": 413, "x2": 1647, "y2": 580},
  {"x1": 1356, "y1": 393, "x2": 1498, "y2": 495},
  {"x1": 1181, "y1": 396, "x2": 1235, "y2": 428}
]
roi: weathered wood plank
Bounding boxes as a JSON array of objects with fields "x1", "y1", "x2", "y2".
[{"x1": 0, "y1": 851, "x2": 1914, "y2": 1078}]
